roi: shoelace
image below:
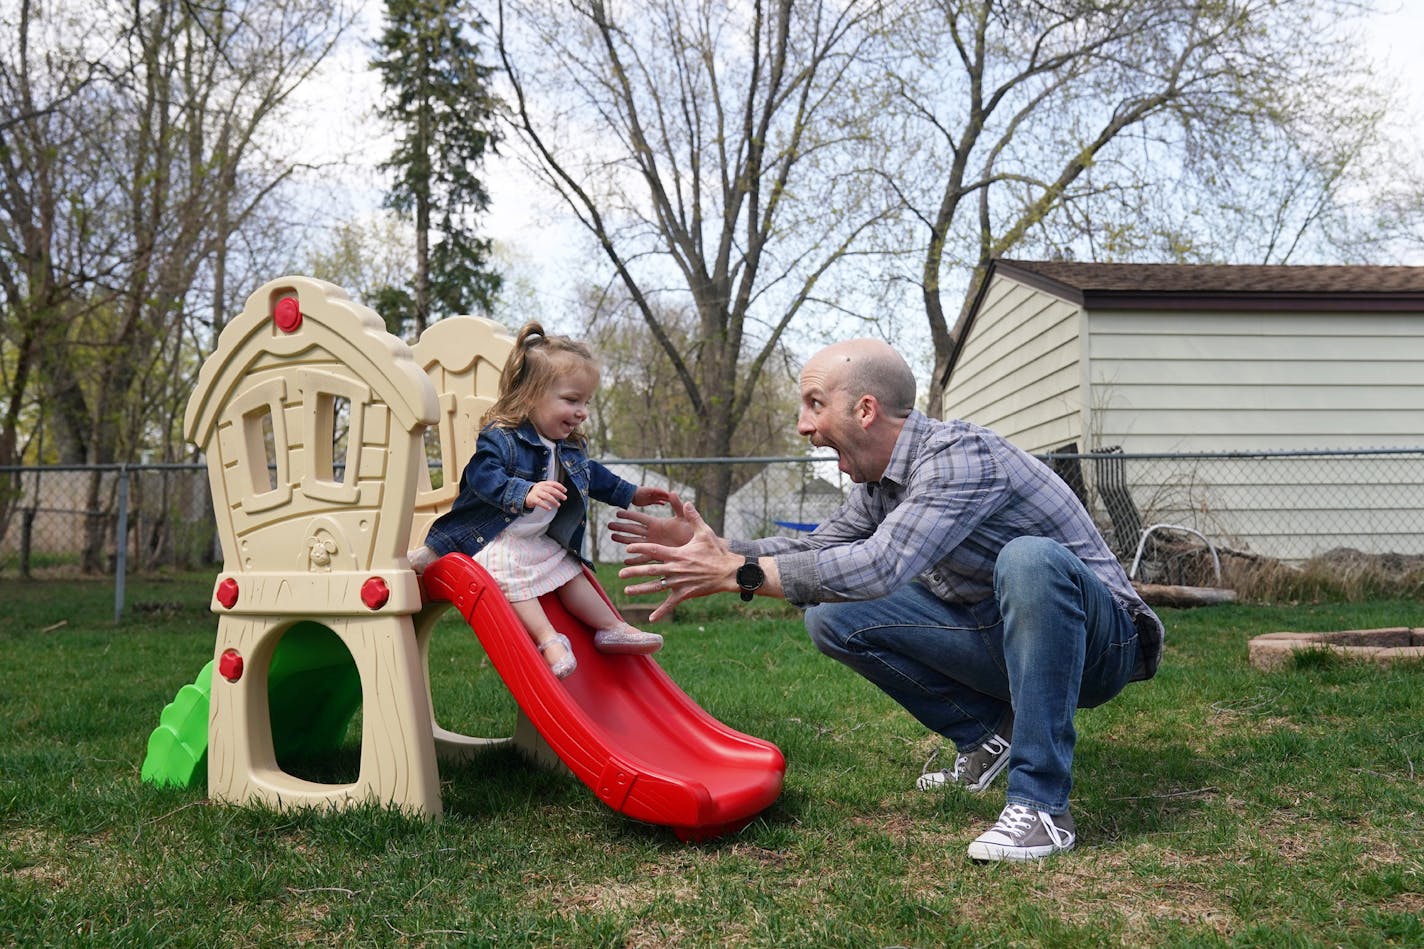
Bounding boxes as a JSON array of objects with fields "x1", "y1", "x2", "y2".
[
  {"x1": 993, "y1": 805, "x2": 1072, "y2": 846},
  {"x1": 993, "y1": 804, "x2": 1038, "y2": 837}
]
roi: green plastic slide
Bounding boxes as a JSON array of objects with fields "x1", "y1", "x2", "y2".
[{"x1": 141, "y1": 622, "x2": 362, "y2": 788}]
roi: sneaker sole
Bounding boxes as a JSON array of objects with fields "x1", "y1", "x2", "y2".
[{"x1": 967, "y1": 838, "x2": 1075, "y2": 862}]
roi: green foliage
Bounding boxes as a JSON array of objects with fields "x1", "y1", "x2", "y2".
[{"x1": 372, "y1": 0, "x2": 503, "y2": 328}]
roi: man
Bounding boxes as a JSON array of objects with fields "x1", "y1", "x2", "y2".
[{"x1": 611, "y1": 339, "x2": 1163, "y2": 862}]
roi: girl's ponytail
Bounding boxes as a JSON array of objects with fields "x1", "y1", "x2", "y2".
[{"x1": 497, "y1": 321, "x2": 546, "y2": 400}]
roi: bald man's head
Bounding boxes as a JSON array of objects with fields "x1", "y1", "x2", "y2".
[{"x1": 808, "y1": 339, "x2": 916, "y2": 418}]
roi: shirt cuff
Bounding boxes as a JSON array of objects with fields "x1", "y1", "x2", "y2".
[
  {"x1": 729, "y1": 539, "x2": 821, "y2": 606},
  {"x1": 773, "y1": 549, "x2": 821, "y2": 607}
]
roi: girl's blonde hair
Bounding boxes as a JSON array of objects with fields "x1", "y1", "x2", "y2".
[{"x1": 481, "y1": 321, "x2": 598, "y2": 445}]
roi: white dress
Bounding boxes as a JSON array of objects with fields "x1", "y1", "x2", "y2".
[{"x1": 473, "y1": 433, "x2": 582, "y2": 602}]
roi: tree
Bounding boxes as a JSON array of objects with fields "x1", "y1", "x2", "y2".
[
  {"x1": 373, "y1": 0, "x2": 502, "y2": 337},
  {"x1": 1, "y1": 0, "x2": 348, "y2": 568},
  {"x1": 579, "y1": 283, "x2": 802, "y2": 491},
  {"x1": 875, "y1": 0, "x2": 1422, "y2": 416},
  {"x1": 304, "y1": 213, "x2": 419, "y2": 336},
  {"x1": 495, "y1": 0, "x2": 893, "y2": 530}
]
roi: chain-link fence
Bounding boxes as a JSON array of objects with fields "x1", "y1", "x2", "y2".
[
  {"x1": 5, "y1": 447, "x2": 1423, "y2": 615},
  {"x1": 1042, "y1": 447, "x2": 1424, "y2": 587}
]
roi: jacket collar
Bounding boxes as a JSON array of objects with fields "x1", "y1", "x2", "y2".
[{"x1": 511, "y1": 419, "x2": 587, "y2": 453}]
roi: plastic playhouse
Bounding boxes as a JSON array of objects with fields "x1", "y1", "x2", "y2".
[{"x1": 141, "y1": 276, "x2": 784, "y2": 840}]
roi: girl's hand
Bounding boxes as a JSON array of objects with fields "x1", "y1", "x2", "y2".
[
  {"x1": 524, "y1": 480, "x2": 567, "y2": 511},
  {"x1": 608, "y1": 493, "x2": 692, "y2": 564},
  {"x1": 631, "y1": 485, "x2": 673, "y2": 507}
]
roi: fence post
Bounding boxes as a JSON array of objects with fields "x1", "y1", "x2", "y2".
[
  {"x1": 20, "y1": 507, "x2": 35, "y2": 579},
  {"x1": 114, "y1": 465, "x2": 128, "y2": 624}
]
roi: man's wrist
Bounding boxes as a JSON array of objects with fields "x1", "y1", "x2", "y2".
[{"x1": 735, "y1": 555, "x2": 766, "y2": 601}]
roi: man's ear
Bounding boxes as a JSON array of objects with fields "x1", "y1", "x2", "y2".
[{"x1": 856, "y1": 394, "x2": 879, "y2": 429}]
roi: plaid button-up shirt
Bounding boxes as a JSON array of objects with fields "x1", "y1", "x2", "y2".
[{"x1": 736, "y1": 411, "x2": 1163, "y2": 678}]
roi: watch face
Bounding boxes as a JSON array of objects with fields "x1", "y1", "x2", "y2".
[{"x1": 736, "y1": 560, "x2": 765, "y2": 590}]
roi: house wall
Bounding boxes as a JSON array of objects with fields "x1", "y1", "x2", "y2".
[
  {"x1": 941, "y1": 276, "x2": 1424, "y2": 561},
  {"x1": 1086, "y1": 308, "x2": 1424, "y2": 452},
  {"x1": 1084, "y1": 306, "x2": 1424, "y2": 560},
  {"x1": 941, "y1": 275, "x2": 1086, "y2": 453}
]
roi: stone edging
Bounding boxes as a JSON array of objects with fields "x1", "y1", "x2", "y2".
[{"x1": 1248, "y1": 627, "x2": 1424, "y2": 671}]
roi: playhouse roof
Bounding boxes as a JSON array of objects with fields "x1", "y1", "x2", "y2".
[{"x1": 185, "y1": 277, "x2": 438, "y2": 449}]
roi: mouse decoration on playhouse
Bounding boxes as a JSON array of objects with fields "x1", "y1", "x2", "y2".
[{"x1": 141, "y1": 276, "x2": 784, "y2": 841}]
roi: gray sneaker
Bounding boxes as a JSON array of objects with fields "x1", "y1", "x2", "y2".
[
  {"x1": 967, "y1": 804, "x2": 1076, "y2": 862},
  {"x1": 915, "y1": 713, "x2": 1013, "y2": 792}
]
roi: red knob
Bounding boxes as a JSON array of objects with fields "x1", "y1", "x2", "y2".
[
  {"x1": 215, "y1": 577, "x2": 239, "y2": 609},
  {"x1": 274, "y1": 297, "x2": 302, "y2": 332},
  {"x1": 361, "y1": 577, "x2": 391, "y2": 610},
  {"x1": 218, "y1": 648, "x2": 244, "y2": 682}
]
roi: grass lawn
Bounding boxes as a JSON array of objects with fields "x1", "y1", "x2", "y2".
[{"x1": 2, "y1": 570, "x2": 1422, "y2": 947}]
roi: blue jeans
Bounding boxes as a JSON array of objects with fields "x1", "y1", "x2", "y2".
[{"x1": 803, "y1": 535, "x2": 1141, "y2": 813}]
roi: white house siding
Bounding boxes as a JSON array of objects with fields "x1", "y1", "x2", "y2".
[
  {"x1": 722, "y1": 464, "x2": 847, "y2": 542},
  {"x1": 1084, "y1": 308, "x2": 1424, "y2": 561},
  {"x1": 942, "y1": 275, "x2": 1085, "y2": 453},
  {"x1": 1087, "y1": 309, "x2": 1424, "y2": 452},
  {"x1": 942, "y1": 268, "x2": 1424, "y2": 563}
]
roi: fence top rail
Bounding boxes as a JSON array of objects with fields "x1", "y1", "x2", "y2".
[
  {"x1": 2, "y1": 456, "x2": 844, "y2": 474},
  {"x1": 1041, "y1": 447, "x2": 1424, "y2": 462},
  {"x1": 0, "y1": 463, "x2": 206, "y2": 474},
  {"x1": 5, "y1": 446, "x2": 1424, "y2": 476}
]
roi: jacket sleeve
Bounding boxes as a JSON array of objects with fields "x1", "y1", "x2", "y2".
[
  {"x1": 463, "y1": 429, "x2": 534, "y2": 515},
  {"x1": 586, "y1": 459, "x2": 638, "y2": 510}
]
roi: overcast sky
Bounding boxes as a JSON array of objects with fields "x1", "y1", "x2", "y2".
[{"x1": 291, "y1": 0, "x2": 1424, "y2": 337}]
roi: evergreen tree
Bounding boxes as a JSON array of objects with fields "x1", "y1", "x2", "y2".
[{"x1": 372, "y1": 0, "x2": 501, "y2": 336}]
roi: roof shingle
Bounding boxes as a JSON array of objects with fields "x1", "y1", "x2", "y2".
[{"x1": 997, "y1": 259, "x2": 1424, "y2": 296}]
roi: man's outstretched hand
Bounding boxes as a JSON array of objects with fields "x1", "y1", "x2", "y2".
[{"x1": 618, "y1": 502, "x2": 740, "y2": 622}]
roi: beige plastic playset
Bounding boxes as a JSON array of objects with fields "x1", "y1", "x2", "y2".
[{"x1": 142, "y1": 276, "x2": 784, "y2": 839}]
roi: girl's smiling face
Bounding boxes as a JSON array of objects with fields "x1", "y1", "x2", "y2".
[{"x1": 528, "y1": 365, "x2": 596, "y2": 441}]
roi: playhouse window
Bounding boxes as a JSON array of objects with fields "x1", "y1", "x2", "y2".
[
  {"x1": 330, "y1": 395, "x2": 351, "y2": 479},
  {"x1": 299, "y1": 370, "x2": 369, "y2": 504},
  {"x1": 257, "y1": 409, "x2": 279, "y2": 491},
  {"x1": 422, "y1": 424, "x2": 444, "y2": 491},
  {"x1": 229, "y1": 377, "x2": 292, "y2": 513}
]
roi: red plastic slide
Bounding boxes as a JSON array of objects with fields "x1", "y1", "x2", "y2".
[{"x1": 422, "y1": 553, "x2": 786, "y2": 841}]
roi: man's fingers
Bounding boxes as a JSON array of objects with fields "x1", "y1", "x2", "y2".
[
  {"x1": 649, "y1": 594, "x2": 680, "y2": 622},
  {"x1": 621, "y1": 577, "x2": 664, "y2": 596},
  {"x1": 623, "y1": 541, "x2": 675, "y2": 564}
]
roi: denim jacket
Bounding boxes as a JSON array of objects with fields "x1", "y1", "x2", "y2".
[{"x1": 424, "y1": 420, "x2": 636, "y2": 564}]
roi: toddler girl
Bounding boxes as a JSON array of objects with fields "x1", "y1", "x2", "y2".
[{"x1": 408, "y1": 322, "x2": 669, "y2": 678}]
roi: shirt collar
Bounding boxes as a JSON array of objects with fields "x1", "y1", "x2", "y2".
[{"x1": 867, "y1": 409, "x2": 927, "y2": 495}]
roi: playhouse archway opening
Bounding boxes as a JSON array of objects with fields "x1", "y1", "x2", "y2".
[{"x1": 267, "y1": 620, "x2": 363, "y2": 786}]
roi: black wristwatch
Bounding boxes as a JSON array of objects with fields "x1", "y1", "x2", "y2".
[{"x1": 736, "y1": 556, "x2": 765, "y2": 602}]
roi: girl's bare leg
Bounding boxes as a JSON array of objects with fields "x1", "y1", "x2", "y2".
[
  {"x1": 557, "y1": 573, "x2": 663, "y2": 655},
  {"x1": 555, "y1": 572, "x2": 622, "y2": 628},
  {"x1": 509, "y1": 598, "x2": 576, "y2": 678}
]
